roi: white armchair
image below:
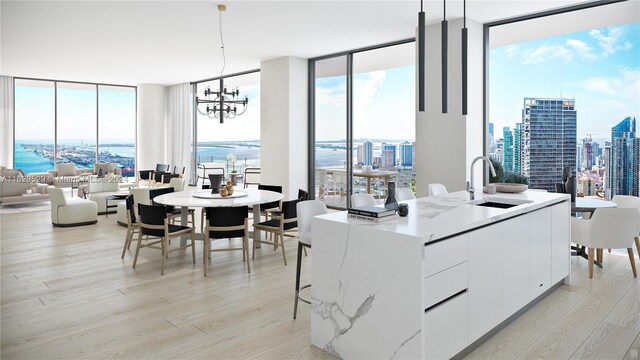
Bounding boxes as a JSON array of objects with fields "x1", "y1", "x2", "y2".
[
  {"x1": 49, "y1": 188, "x2": 97, "y2": 227},
  {"x1": 571, "y1": 208, "x2": 638, "y2": 278},
  {"x1": 351, "y1": 193, "x2": 376, "y2": 208},
  {"x1": 612, "y1": 195, "x2": 640, "y2": 258},
  {"x1": 395, "y1": 188, "x2": 416, "y2": 201}
]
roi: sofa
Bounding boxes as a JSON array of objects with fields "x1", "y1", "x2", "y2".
[
  {"x1": 84, "y1": 175, "x2": 125, "y2": 214},
  {"x1": 49, "y1": 188, "x2": 97, "y2": 227},
  {"x1": 48, "y1": 162, "x2": 122, "y2": 188},
  {"x1": 0, "y1": 168, "x2": 50, "y2": 204}
]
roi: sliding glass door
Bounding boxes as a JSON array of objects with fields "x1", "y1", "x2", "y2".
[
  {"x1": 314, "y1": 56, "x2": 348, "y2": 208},
  {"x1": 311, "y1": 40, "x2": 415, "y2": 209}
]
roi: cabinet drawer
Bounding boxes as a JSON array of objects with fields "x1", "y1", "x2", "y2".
[
  {"x1": 424, "y1": 291, "x2": 469, "y2": 360},
  {"x1": 424, "y1": 261, "x2": 469, "y2": 309},
  {"x1": 423, "y1": 233, "x2": 469, "y2": 277}
]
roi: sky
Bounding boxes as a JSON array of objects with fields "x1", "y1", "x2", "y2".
[
  {"x1": 315, "y1": 65, "x2": 415, "y2": 142},
  {"x1": 490, "y1": 21, "x2": 640, "y2": 145},
  {"x1": 14, "y1": 82, "x2": 136, "y2": 143}
]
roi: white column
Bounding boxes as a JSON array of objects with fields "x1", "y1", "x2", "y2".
[
  {"x1": 415, "y1": 18, "x2": 484, "y2": 197},
  {"x1": 137, "y1": 84, "x2": 166, "y2": 172},
  {"x1": 260, "y1": 56, "x2": 308, "y2": 200},
  {"x1": 0, "y1": 76, "x2": 14, "y2": 167}
]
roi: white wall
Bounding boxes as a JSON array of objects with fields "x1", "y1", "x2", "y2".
[
  {"x1": 0, "y1": 76, "x2": 14, "y2": 167},
  {"x1": 415, "y1": 18, "x2": 484, "y2": 197},
  {"x1": 260, "y1": 56, "x2": 308, "y2": 200},
  {"x1": 137, "y1": 84, "x2": 166, "y2": 172}
]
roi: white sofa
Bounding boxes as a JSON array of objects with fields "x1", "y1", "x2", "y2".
[
  {"x1": 49, "y1": 188, "x2": 97, "y2": 227},
  {"x1": 85, "y1": 175, "x2": 124, "y2": 214}
]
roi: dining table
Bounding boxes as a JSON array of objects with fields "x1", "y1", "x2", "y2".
[
  {"x1": 327, "y1": 168, "x2": 396, "y2": 195},
  {"x1": 153, "y1": 187, "x2": 284, "y2": 248},
  {"x1": 571, "y1": 197, "x2": 617, "y2": 267}
]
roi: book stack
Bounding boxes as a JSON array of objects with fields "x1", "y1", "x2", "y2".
[{"x1": 347, "y1": 206, "x2": 397, "y2": 222}]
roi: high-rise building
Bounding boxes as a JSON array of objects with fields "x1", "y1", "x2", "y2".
[
  {"x1": 514, "y1": 123, "x2": 522, "y2": 174},
  {"x1": 489, "y1": 123, "x2": 495, "y2": 151},
  {"x1": 576, "y1": 145, "x2": 582, "y2": 172},
  {"x1": 582, "y1": 136, "x2": 594, "y2": 171},
  {"x1": 604, "y1": 145, "x2": 612, "y2": 199},
  {"x1": 503, "y1": 127, "x2": 514, "y2": 172},
  {"x1": 399, "y1": 141, "x2": 413, "y2": 167},
  {"x1": 521, "y1": 98, "x2": 577, "y2": 191},
  {"x1": 357, "y1": 141, "x2": 373, "y2": 166},
  {"x1": 610, "y1": 116, "x2": 639, "y2": 196},
  {"x1": 578, "y1": 177, "x2": 597, "y2": 196},
  {"x1": 381, "y1": 143, "x2": 397, "y2": 168}
]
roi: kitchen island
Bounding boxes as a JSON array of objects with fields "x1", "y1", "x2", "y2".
[{"x1": 310, "y1": 190, "x2": 571, "y2": 359}]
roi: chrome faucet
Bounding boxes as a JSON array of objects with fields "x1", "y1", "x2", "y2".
[{"x1": 466, "y1": 156, "x2": 497, "y2": 200}]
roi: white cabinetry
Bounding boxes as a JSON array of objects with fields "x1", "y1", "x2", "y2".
[
  {"x1": 530, "y1": 207, "x2": 552, "y2": 299},
  {"x1": 469, "y1": 223, "x2": 503, "y2": 343},
  {"x1": 502, "y1": 214, "x2": 530, "y2": 319},
  {"x1": 551, "y1": 201, "x2": 570, "y2": 284}
]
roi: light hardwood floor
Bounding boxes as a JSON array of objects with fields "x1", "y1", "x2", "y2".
[{"x1": 1, "y1": 208, "x2": 639, "y2": 359}]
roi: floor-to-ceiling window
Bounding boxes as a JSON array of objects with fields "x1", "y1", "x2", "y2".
[
  {"x1": 13, "y1": 79, "x2": 136, "y2": 176},
  {"x1": 98, "y1": 86, "x2": 136, "y2": 177},
  {"x1": 487, "y1": 1, "x2": 639, "y2": 198},
  {"x1": 194, "y1": 71, "x2": 260, "y2": 183},
  {"x1": 56, "y1": 82, "x2": 97, "y2": 169},
  {"x1": 14, "y1": 79, "x2": 56, "y2": 173},
  {"x1": 311, "y1": 40, "x2": 415, "y2": 209}
]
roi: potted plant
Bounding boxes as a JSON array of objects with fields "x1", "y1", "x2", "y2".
[{"x1": 227, "y1": 153, "x2": 238, "y2": 186}]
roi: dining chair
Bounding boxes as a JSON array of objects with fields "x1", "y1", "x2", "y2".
[
  {"x1": 201, "y1": 206, "x2": 250, "y2": 277},
  {"x1": 395, "y1": 188, "x2": 416, "y2": 201},
  {"x1": 149, "y1": 186, "x2": 194, "y2": 225},
  {"x1": 571, "y1": 207, "x2": 638, "y2": 278},
  {"x1": 121, "y1": 194, "x2": 140, "y2": 259},
  {"x1": 294, "y1": 200, "x2": 327, "y2": 319},
  {"x1": 351, "y1": 193, "x2": 376, "y2": 208},
  {"x1": 138, "y1": 163, "x2": 170, "y2": 187},
  {"x1": 161, "y1": 166, "x2": 185, "y2": 184},
  {"x1": 257, "y1": 184, "x2": 283, "y2": 222},
  {"x1": 134, "y1": 204, "x2": 196, "y2": 275},
  {"x1": 253, "y1": 198, "x2": 301, "y2": 266},
  {"x1": 428, "y1": 183, "x2": 448, "y2": 196},
  {"x1": 611, "y1": 195, "x2": 640, "y2": 258}
]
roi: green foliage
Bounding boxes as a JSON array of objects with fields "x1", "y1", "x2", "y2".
[
  {"x1": 489, "y1": 158, "x2": 504, "y2": 183},
  {"x1": 503, "y1": 172, "x2": 529, "y2": 185},
  {"x1": 488, "y1": 157, "x2": 529, "y2": 185}
]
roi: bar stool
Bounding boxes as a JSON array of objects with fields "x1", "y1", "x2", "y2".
[{"x1": 293, "y1": 200, "x2": 328, "y2": 319}]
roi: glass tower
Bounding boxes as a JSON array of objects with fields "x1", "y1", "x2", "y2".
[
  {"x1": 611, "y1": 116, "x2": 639, "y2": 196},
  {"x1": 522, "y1": 98, "x2": 577, "y2": 191},
  {"x1": 514, "y1": 123, "x2": 522, "y2": 174},
  {"x1": 503, "y1": 127, "x2": 514, "y2": 172}
]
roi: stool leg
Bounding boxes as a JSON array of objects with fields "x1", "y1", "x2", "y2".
[{"x1": 294, "y1": 242, "x2": 303, "y2": 319}]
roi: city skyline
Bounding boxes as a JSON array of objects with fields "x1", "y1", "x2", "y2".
[{"x1": 490, "y1": 22, "x2": 639, "y2": 144}]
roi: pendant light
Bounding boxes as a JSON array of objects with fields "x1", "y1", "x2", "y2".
[
  {"x1": 418, "y1": 0, "x2": 425, "y2": 112},
  {"x1": 441, "y1": 0, "x2": 448, "y2": 113},
  {"x1": 462, "y1": 0, "x2": 468, "y2": 115}
]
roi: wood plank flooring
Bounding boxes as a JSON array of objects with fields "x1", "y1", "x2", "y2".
[{"x1": 1, "y1": 208, "x2": 639, "y2": 359}]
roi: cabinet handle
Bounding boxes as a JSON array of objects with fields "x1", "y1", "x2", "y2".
[
  {"x1": 539, "y1": 283, "x2": 543, "y2": 287},
  {"x1": 425, "y1": 288, "x2": 468, "y2": 313}
]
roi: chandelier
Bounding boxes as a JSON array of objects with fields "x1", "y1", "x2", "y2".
[{"x1": 196, "y1": 4, "x2": 248, "y2": 124}]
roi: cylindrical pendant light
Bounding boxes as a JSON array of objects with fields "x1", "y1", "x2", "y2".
[
  {"x1": 462, "y1": 0, "x2": 468, "y2": 115},
  {"x1": 441, "y1": 0, "x2": 448, "y2": 113},
  {"x1": 418, "y1": 0, "x2": 425, "y2": 112}
]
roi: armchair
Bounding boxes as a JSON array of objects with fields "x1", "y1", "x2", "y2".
[
  {"x1": 161, "y1": 166, "x2": 185, "y2": 184},
  {"x1": 137, "y1": 164, "x2": 170, "y2": 186}
]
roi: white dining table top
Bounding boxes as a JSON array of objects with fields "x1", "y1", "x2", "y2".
[
  {"x1": 573, "y1": 197, "x2": 617, "y2": 211},
  {"x1": 153, "y1": 187, "x2": 284, "y2": 208}
]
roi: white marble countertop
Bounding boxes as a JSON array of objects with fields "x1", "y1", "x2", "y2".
[{"x1": 317, "y1": 190, "x2": 570, "y2": 243}]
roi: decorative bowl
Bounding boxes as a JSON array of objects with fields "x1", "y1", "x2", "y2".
[{"x1": 492, "y1": 183, "x2": 528, "y2": 193}]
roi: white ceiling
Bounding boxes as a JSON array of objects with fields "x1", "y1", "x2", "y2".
[{"x1": 1, "y1": 0, "x2": 624, "y2": 86}]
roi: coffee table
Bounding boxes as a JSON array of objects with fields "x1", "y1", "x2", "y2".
[{"x1": 104, "y1": 193, "x2": 128, "y2": 218}]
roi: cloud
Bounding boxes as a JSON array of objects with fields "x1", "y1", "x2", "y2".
[
  {"x1": 579, "y1": 66, "x2": 640, "y2": 101},
  {"x1": 316, "y1": 81, "x2": 346, "y2": 107},
  {"x1": 522, "y1": 44, "x2": 572, "y2": 65},
  {"x1": 566, "y1": 39, "x2": 597, "y2": 61},
  {"x1": 589, "y1": 27, "x2": 633, "y2": 57},
  {"x1": 505, "y1": 45, "x2": 519, "y2": 58},
  {"x1": 353, "y1": 70, "x2": 387, "y2": 105}
]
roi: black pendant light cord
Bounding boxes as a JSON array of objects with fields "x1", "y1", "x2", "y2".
[
  {"x1": 441, "y1": 0, "x2": 448, "y2": 114},
  {"x1": 464, "y1": 0, "x2": 466, "y2": 28},
  {"x1": 418, "y1": 0, "x2": 425, "y2": 112},
  {"x1": 219, "y1": 8, "x2": 226, "y2": 78}
]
